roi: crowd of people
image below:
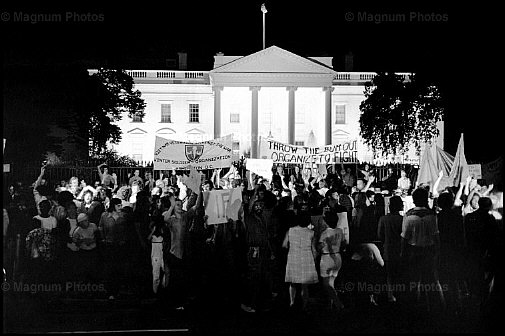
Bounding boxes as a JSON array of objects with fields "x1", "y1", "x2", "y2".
[{"x1": 2, "y1": 161, "x2": 503, "y2": 320}]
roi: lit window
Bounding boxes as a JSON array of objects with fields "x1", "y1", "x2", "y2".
[
  {"x1": 189, "y1": 104, "x2": 199, "y2": 123},
  {"x1": 335, "y1": 105, "x2": 346, "y2": 124},
  {"x1": 232, "y1": 141, "x2": 240, "y2": 156},
  {"x1": 132, "y1": 143, "x2": 143, "y2": 162},
  {"x1": 230, "y1": 113, "x2": 240, "y2": 123},
  {"x1": 296, "y1": 111, "x2": 304, "y2": 124},
  {"x1": 161, "y1": 104, "x2": 171, "y2": 123}
]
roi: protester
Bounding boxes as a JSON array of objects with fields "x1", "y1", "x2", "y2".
[
  {"x1": 377, "y1": 195, "x2": 404, "y2": 302},
  {"x1": 318, "y1": 208, "x2": 345, "y2": 311},
  {"x1": 283, "y1": 208, "x2": 319, "y2": 311},
  {"x1": 401, "y1": 188, "x2": 445, "y2": 308}
]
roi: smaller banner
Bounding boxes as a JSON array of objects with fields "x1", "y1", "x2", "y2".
[
  {"x1": 203, "y1": 188, "x2": 243, "y2": 225},
  {"x1": 154, "y1": 135, "x2": 233, "y2": 170},
  {"x1": 317, "y1": 164, "x2": 328, "y2": 176},
  {"x1": 468, "y1": 164, "x2": 482, "y2": 179},
  {"x1": 245, "y1": 159, "x2": 273, "y2": 181},
  {"x1": 182, "y1": 166, "x2": 203, "y2": 195}
]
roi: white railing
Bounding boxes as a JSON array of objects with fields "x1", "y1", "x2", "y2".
[
  {"x1": 125, "y1": 70, "x2": 208, "y2": 80},
  {"x1": 334, "y1": 72, "x2": 411, "y2": 83},
  {"x1": 85, "y1": 70, "x2": 209, "y2": 81},
  {"x1": 88, "y1": 69, "x2": 410, "y2": 83}
]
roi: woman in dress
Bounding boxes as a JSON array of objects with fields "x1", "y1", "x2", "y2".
[
  {"x1": 282, "y1": 210, "x2": 319, "y2": 310},
  {"x1": 318, "y1": 208, "x2": 345, "y2": 311}
]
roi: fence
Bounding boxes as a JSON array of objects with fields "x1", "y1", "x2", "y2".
[{"x1": 3, "y1": 161, "x2": 418, "y2": 193}]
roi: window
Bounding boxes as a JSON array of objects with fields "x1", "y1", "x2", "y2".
[
  {"x1": 230, "y1": 113, "x2": 240, "y2": 123},
  {"x1": 295, "y1": 111, "x2": 304, "y2": 124},
  {"x1": 232, "y1": 141, "x2": 240, "y2": 157},
  {"x1": 189, "y1": 104, "x2": 200, "y2": 123},
  {"x1": 335, "y1": 105, "x2": 346, "y2": 124},
  {"x1": 132, "y1": 143, "x2": 143, "y2": 162},
  {"x1": 295, "y1": 141, "x2": 305, "y2": 146},
  {"x1": 132, "y1": 114, "x2": 143, "y2": 122},
  {"x1": 161, "y1": 104, "x2": 171, "y2": 123}
]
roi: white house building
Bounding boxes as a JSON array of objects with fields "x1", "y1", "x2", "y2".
[{"x1": 88, "y1": 45, "x2": 443, "y2": 165}]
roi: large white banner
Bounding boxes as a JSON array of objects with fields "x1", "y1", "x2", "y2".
[
  {"x1": 259, "y1": 137, "x2": 359, "y2": 164},
  {"x1": 154, "y1": 135, "x2": 233, "y2": 170},
  {"x1": 203, "y1": 188, "x2": 242, "y2": 225}
]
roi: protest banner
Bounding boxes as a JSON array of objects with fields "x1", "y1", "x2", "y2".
[
  {"x1": 203, "y1": 188, "x2": 242, "y2": 225},
  {"x1": 245, "y1": 159, "x2": 273, "y2": 181},
  {"x1": 258, "y1": 137, "x2": 359, "y2": 164},
  {"x1": 468, "y1": 164, "x2": 482, "y2": 179},
  {"x1": 154, "y1": 135, "x2": 233, "y2": 170}
]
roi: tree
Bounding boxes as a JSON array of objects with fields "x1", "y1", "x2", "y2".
[
  {"x1": 85, "y1": 69, "x2": 146, "y2": 156},
  {"x1": 359, "y1": 72, "x2": 444, "y2": 157},
  {"x1": 90, "y1": 148, "x2": 139, "y2": 167}
]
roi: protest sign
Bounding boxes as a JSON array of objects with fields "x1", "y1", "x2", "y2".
[
  {"x1": 337, "y1": 212, "x2": 350, "y2": 244},
  {"x1": 468, "y1": 164, "x2": 482, "y2": 179},
  {"x1": 482, "y1": 157, "x2": 503, "y2": 187},
  {"x1": 183, "y1": 166, "x2": 203, "y2": 195},
  {"x1": 259, "y1": 137, "x2": 359, "y2": 164},
  {"x1": 246, "y1": 159, "x2": 273, "y2": 181},
  {"x1": 317, "y1": 164, "x2": 328, "y2": 176},
  {"x1": 154, "y1": 135, "x2": 232, "y2": 170},
  {"x1": 203, "y1": 188, "x2": 242, "y2": 225}
]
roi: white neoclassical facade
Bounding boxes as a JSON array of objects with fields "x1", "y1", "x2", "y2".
[{"x1": 89, "y1": 46, "x2": 443, "y2": 164}]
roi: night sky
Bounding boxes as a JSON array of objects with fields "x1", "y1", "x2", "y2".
[{"x1": 2, "y1": 2, "x2": 501, "y2": 163}]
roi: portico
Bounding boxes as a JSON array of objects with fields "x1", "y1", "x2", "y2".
[{"x1": 209, "y1": 46, "x2": 337, "y2": 158}]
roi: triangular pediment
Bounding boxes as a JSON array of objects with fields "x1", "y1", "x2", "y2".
[
  {"x1": 210, "y1": 46, "x2": 336, "y2": 75},
  {"x1": 156, "y1": 127, "x2": 176, "y2": 134},
  {"x1": 186, "y1": 128, "x2": 205, "y2": 135},
  {"x1": 332, "y1": 129, "x2": 351, "y2": 139},
  {"x1": 127, "y1": 128, "x2": 147, "y2": 134}
]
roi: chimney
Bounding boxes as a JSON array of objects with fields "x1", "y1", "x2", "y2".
[
  {"x1": 178, "y1": 52, "x2": 187, "y2": 70},
  {"x1": 213, "y1": 52, "x2": 225, "y2": 69},
  {"x1": 344, "y1": 51, "x2": 354, "y2": 71}
]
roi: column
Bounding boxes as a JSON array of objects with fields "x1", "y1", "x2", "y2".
[
  {"x1": 287, "y1": 86, "x2": 297, "y2": 145},
  {"x1": 250, "y1": 86, "x2": 261, "y2": 158},
  {"x1": 213, "y1": 86, "x2": 223, "y2": 139},
  {"x1": 323, "y1": 86, "x2": 334, "y2": 145}
]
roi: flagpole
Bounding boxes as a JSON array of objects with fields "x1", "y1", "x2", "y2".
[{"x1": 261, "y1": 4, "x2": 267, "y2": 49}]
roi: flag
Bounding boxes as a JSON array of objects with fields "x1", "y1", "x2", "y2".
[
  {"x1": 435, "y1": 146, "x2": 454, "y2": 177},
  {"x1": 416, "y1": 143, "x2": 439, "y2": 187},
  {"x1": 434, "y1": 145, "x2": 455, "y2": 192},
  {"x1": 448, "y1": 133, "x2": 470, "y2": 187}
]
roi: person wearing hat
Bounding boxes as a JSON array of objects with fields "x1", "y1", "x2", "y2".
[
  {"x1": 69, "y1": 213, "x2": 99, "y2": 282},
  {"x1": 74, "y1": 213, "x2": 98, "y2": 251}
]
